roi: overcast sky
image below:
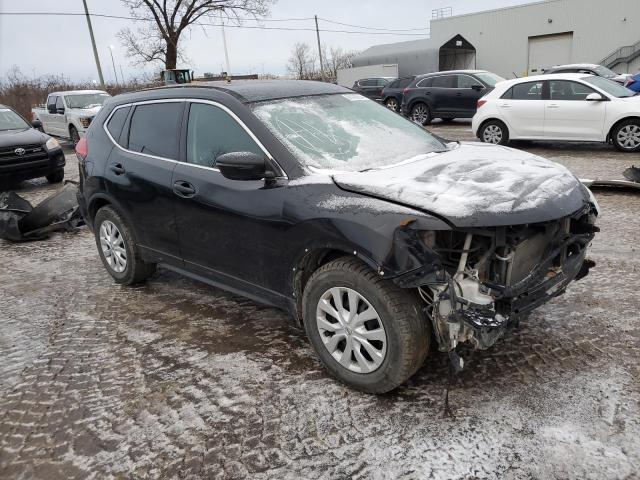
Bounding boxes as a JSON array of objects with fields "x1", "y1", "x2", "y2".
[{"x1": 0, "y1": 0, "x2": 537, "y2": 83}]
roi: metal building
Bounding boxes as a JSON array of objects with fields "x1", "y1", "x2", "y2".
[{"x1": 352, "y1": 0, "x2": 640, "y2": 79}]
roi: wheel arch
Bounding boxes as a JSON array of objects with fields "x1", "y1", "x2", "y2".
[{"x1": 607, "y1": 116, "x2": 640, "y2": 142}]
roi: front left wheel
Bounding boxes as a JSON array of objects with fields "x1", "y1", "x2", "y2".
[
  {"x1": 303, "y1": 257, "x2": 431, "y2": 393},
  {"x1": 612, "y1": 119, "x2": 640, "y2": 152},
  {"x1": 94, "y1": 206, "x2": 156, "y2": 285},
  {"x1": 46, "y1": 169, "x2": 64, "y2": 184}
]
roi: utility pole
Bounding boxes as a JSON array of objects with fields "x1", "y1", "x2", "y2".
[
  {"x1": 82, "y1": 0, "x2": 105, "y2": 88},
  {"x1": 220, "y1": 13, "x2": 231, "y2": 82},
  {"x1": 109, "y1": 46, "x2": 119, "y2": 85},
  {"x1": 314, "y1": 15, "x2": 326, "y2": 82}
]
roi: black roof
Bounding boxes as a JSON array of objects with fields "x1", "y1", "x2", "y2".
[{"x1": 160, "y1": 79, "x2": 351, "y2": 103}]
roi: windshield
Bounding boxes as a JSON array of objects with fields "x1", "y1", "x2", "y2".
[
  {"x1": 0, "y1": 108, "x2": 29, "y2": 131},
  {"x1": 474, "y1": 72, "x2": 506, "y2": 87},
  {"x1": 65, "y1": 93, "x2": 110, "y2": 109},
  {"x1": 582, "y1": 76, "x2": 635, "y2": 98},
  {"x1": 593, "y1": 65, "x2": 618, "y2": 79},
  {"x1": 252, "y1": 94, "x2": 445, "y2": 172}
]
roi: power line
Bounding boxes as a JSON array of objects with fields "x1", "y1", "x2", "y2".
[
  {"x1": 319, "y1": 17, "x2": 430, "y2": 32},
  {"x1": 0, "y1": 11, "x2": 430, "y2": 36}
]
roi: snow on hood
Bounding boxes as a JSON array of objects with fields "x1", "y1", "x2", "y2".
[{"x1": 332, "y1": 143, "x2": 588, "y2": 227}]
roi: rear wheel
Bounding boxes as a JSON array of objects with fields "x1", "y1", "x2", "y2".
[
  {"x1": 410, "y1": 103, "x2": 432, "y2": 125},
  {"x1": 303, "y1": 257, "x2": 431, "y2": 393},
  {"x1": 46, "y1": 169, "x2": 64, "y2": 184},
  {"x1": 94, "y1": 206, "x2": 156, "y2": 285},
  {"x1": 611, "y1": 119, "x2": 640, "y2": 152},
  {"x1": 480, "y1": 119, "x2": 509, "y2": 145},
  {"x1": 385, "y1": 97, "x2": 399, "y2": 112}
]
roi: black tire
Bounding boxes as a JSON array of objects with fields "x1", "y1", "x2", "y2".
[
  {"x1": 69, "y1": 126, "x2": 80, "y2": 146},
  {"x1": 385, "y1": 97, "x2": 399, "y2": 112},
  {"x1": 611, "y1": 118, "x2": 640, "y2": 152},
  {"x1": 479, "y1": 119, "x2": 510, "y2": 145},
  {"x1": 45, "y1": 169, "x2": 64, "y2": 184},
  {"x1": 410, "y1": 102, "x2": 432, "y2": 125},
  {"x1": 93, "y1": 205, "x2": 156, "y2": 285},
  {"x1": 302, "y1": 257, "x2": 431, "y2": 393}
]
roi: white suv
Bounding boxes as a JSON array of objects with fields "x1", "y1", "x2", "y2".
[{"x1": 472, "y1": 73, "x2": 640, "y2": 152}]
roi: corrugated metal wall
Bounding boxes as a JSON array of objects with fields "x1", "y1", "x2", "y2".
[{"x1": 354, "y1": 0, "x2": 640, "y2": 78}]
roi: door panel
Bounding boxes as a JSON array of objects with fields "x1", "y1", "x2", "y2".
[
  {"x1": 498, "y1": 81, "x2": 545, "y2": 137},
  {"x1": 429, "y1": 75, "x2": 458, "y2": 114},
  {"x1": 543, "y1": 80, "x2": 607, "y2": 140},
  {"x1": 455, "y1": 75, "x2": 486, "y2": 115}
]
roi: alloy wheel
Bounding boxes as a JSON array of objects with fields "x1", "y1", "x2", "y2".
[
  {"x1": 315, "y1": 287, "x2": 387, "y2": 373},
  {"x1": 386, "y1": 98, "x2": 398, "y2": 111},
  {"x1": 411, "y1": 105, "x2": 429, "y2": 124},
  {"x1": 483, "y1": 124, "x2": 503, "y2": 144},
  {"x1": 99, "y1": 220, "x2": 127, "y2": 273},
  {"x1": 616, "y1": 125, "x2": 640, "y2": 150}
]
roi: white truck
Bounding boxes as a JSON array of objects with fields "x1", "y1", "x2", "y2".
[{"x1": 32, "y1": 90, "x2": 111, "y2": 144}]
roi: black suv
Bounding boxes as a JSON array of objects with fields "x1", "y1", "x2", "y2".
[
  {"x1": 0, "y1": 104, "x2": 65, "y2": 184},
  {"x1": 380, "y1": 76, "x2": 416, "y2": 112},
  {"x1": 401, "y1": 70, "x2": 504, "y2": 124},
  {"x1": 77, "y1": 80, "x2": 597, "y2": 393},
  {"x1": 351, "y1": 77, "x2": 395, "y2": 100}
]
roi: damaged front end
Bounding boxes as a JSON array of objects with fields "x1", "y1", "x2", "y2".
[{"x1": 400, "y1": 205, "x2": 599, "y2": 353}]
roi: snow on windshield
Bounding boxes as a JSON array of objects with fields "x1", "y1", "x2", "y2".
[
  {"x1": 252, "y1": 94, "x2": 444, "y2": 172},
  {"x1": 66, "y1": 93, "x2": 110, "y2": 109},
  {"x1": 0, "y1": 108, "x2": 29, "y2": 130}
]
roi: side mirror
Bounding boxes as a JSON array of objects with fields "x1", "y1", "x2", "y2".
[
  {"x1": 586, "y1": 92, "x2": 606, "y2": 101},
  {"x1": 216, "y1": 152, "x2": 274, "y2": 181},
  {"x1": 31, "y1": 119, "x2": 43, "y2": 130}
]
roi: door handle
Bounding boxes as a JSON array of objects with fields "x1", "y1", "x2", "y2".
[
  {"x1": 499, "y1": 104, "x2": 511, "y2": 108},
  {"x1": 109, "y1": 163, "x2": 125, "y2": 175},
  {"x1": 173, "y1": 180, "x2": 196, "y2": 198},
  {"x1": 456, "y1": 92, "x2": 463, "y2": 96},
  {"x1": 547, "y1": 104, "x2": 559, "y2": 108}
]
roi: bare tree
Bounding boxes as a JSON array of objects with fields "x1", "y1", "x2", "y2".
[
  {"x1": 286, "y1": 42, "x2": 317, "y2": 80},
  {"x1": 118, "y1": 0, "x2": 273, "y2": 69},
  {"x1": 325, "y1": 47, "x2": 358, "y2": 83}
]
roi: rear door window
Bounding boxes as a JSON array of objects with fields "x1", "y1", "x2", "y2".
[
  {"x1": 359, "y1": 79, "x2": 376, "y2": 87},
  {"x1": 127, "y1": 102, "x2": 183, "y2": 159},
  {"x1": 502, "y1": 81, "x2": 544, "y2": 100},
  {"x1": 431, "y1": 75, "x2": 456, "y2": 88},
  {"x1": 186, "y1": 103, "x2": 262, "y2": 168}
]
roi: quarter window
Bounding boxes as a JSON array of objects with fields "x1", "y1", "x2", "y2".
[
  {"x1": 550, "y1": 80, "x2": 596, "y2": 100},
  {"x1": 106, "y1": 106, "x2": 131, "y2": 145},
  {"x1": 128, "y1": 102, "x2": 183, "y2": 159},
  {"x1": 502, "y1": 81, "x2": 544, "y2": 100},
  {"x1": 416, "y1": 77, "x2": 433, "y2": 88},
  {"x1": 186, "y1": 103, "x2": 262, "y2": 168}
]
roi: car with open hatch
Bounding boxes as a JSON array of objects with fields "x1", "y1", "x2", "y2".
[
  {"x1": 0, "y1": 104, "x2": 65, "y2": 185},
  {"x1": 76, "y1": 80, "x2": 599, "y2": 393},
  {"x1": 473, "y1": 73, "x2": 640, "y2": 152}
]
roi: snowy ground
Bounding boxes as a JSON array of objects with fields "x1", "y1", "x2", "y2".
[{"x1": 1, "y1": 124, "x2": 639, "y2": 479}]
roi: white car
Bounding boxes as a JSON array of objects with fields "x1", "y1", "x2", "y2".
[
  {"x1": 472, "y1": 73, "x2": 640, "y2": 152},
  {"x1": 32, "y1": 90, "x2": 111, "y2": 144}
]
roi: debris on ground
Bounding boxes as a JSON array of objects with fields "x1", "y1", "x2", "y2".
[{"x1": 0, "y1": 182, "x2": 84, "y2": 241}]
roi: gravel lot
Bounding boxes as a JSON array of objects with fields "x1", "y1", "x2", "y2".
[{"x1": 1, "y1": 124, "x2": 639, "y2": 479}]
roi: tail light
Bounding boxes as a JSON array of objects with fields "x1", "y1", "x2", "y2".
[
  {"x1": 624, "y1": 79, "x2": 632, "y2": 87},
  {"x1": 477, "y1": 99, "x2": 487, "y2": 108},
  {"x1": 75, "y1": 137, "x2": 88, "y2": 158},
  {"x1": 403, "y1": 87, "x2": 409, "y2": 94}
]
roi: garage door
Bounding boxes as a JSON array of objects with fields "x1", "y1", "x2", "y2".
[{"x1": 528, "y1": 32, "x2": 573, "y2": 75}]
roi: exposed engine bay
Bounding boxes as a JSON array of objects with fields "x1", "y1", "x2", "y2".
[{"x1": 417, "y1": 204, "x2": 599, "y2": 353}]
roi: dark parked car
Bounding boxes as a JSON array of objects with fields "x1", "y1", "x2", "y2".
[
  {"x1": 543, "y1": 63, "x2": 630, "y2": 84},
  {"x1": 380, "y1": 76, "x2": 416, "y2": 112},
  {"x1": 0, "y1": 104, "x2": 65, "y2": 184},
  {"x1": 77, "y1": 80, "x2": 598, "y2": 393},
  {"x1": 401, "y1": 70, "x2": 505, "y2": 125},
  {"x1": 351, "y1": 77, "x2": 395, "y2": 100}
]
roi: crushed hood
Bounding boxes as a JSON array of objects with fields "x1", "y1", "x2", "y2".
[{"x1": 332, "y1": 143, "x2": 588, "y2": 227}]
